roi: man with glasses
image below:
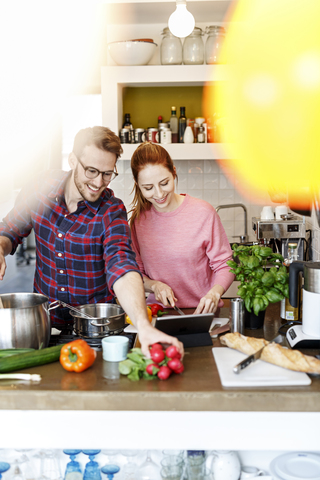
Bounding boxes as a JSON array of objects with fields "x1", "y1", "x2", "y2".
[{"x1": 0, "y1": 126, "x2": 183, "y2": 357}]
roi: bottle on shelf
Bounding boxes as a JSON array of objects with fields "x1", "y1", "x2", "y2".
[
  {"x1": 280, "y1": 242, "x2": 301, "y2": 322},
  {"x1": 122, "y1": 113, "x2": 134, "y2": 144},
  {"x1": 158, "y1": 115, "x2": 163, "y2": 127},
  {"x1": 183, "y1": 126, "x2": 194, "y2": 144},
  {"x1": 178, "y1": 106, "x2": 187, "y2": 143},
  {"x1": 169, "y1": 107, "x2": 178, "y2": 143},
  {"x1": 198, "y1": 126, "x2": 205, "y2": 143}
]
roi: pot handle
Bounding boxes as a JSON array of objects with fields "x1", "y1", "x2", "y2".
[
  {"x1": 90, "y1": 319, "x2": 111, "y2": 327},
  {"x1": 47, "y1": 300, "x2": 61, "y2": 313}
]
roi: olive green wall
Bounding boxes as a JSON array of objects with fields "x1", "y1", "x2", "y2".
[{"x1": 122, "y1": 86, "x2": 204, "y2": 130}]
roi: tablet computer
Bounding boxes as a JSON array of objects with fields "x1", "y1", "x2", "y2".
[{"x1": 154, "y1": 313, "x2": 214, "y2": 347}]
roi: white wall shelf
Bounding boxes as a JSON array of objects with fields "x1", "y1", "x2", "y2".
[
  {"x1": 120, "y1": 142, "x2": 230, "y2": 160},
  {"x1": 101, "y1": 65, "x2": 230, "y2": 161}
]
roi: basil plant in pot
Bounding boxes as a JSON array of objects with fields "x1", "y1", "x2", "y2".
[{"x1": 227, "y1": 244, "x2": 289, "y2": 329}]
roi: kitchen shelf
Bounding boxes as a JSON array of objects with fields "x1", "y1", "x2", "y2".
[
  {"x1": 102, "y1": 0, "x2": 234, "y2": 26},
  {"x1": 120, "y1": 142, "x2": 230, "y2": 160},
  {"x1": 101, "y1": 65, "x2": 231, "y2": 160}
]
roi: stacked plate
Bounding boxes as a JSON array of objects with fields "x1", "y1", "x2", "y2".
[{"x1": 270, "y1": 452, "x2": 320, "y2": 480}]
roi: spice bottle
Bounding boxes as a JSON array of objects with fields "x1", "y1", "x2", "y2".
[
  {"x1": 198, "y1": 126, "x2": 205, "y2": 143},
  {"x1": 122, "y1": 113, "x2": 134, "y2": 143},
  {"x1": 170, "y1": 107, "x2": 178, "y2": 143},
  {"x1": 178, "y1": 107, "x2": 187, "y2": 143}
]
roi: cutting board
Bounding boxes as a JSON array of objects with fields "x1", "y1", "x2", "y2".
[{"x1": 212, "y1": 347, "x2": 311, "y2": 387}]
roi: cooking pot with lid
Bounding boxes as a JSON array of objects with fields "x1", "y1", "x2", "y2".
[
  {"x1": 70, "y1": 303, "x2": 126, "y2": 338},
  {"x1": 0, "y1": 293, "x2": 53, "y2": 349}
]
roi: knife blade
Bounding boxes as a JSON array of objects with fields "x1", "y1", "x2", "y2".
[
  {"x1": 233, "y1": 334, "x2": 283, "y2": 374},
  {"x1": 167, "y1": 299, "x2": 185, "y2": 315}
]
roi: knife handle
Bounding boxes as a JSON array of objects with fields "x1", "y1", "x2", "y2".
[{"x1": 233, "y1": 354, "x2": 255, "y2": 374}]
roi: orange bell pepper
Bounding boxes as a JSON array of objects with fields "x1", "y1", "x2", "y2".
[{"x1": 60, "y1": 339, "x2": 96, "y2": 373}]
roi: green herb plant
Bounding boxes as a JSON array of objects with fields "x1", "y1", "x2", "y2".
[{"x1": 227, "y1": 244, "x2": 289, "y2": 316}]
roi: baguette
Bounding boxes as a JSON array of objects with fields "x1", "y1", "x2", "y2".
[{"x1": 220, "y1": 332, "x2": 320, "y2": 374}]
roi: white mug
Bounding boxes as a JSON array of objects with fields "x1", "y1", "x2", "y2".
[
  {"x1": 240, "y1": 465, "x2": 266, "y2": 479},
  {"x1": 102, "y1": 336, "x2": 129, "y2": 362},
  {"x1": 275, "y1": 205, "x2": 288, "y2": 220},
  {"x1": 260, "y1": 206, "x2": 274, "y2": 220}
]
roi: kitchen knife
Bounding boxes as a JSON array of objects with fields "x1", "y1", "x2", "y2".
[
  {"x1": 167, "y1": 299, "x2": 185, "y2": 315},
  {"x1": 233, "y1": 335, "x2": 283, "y2": 374}
]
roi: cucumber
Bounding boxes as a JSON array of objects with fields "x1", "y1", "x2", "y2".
[
  {"x1": 0, "y1": 345, "x2": 64, "y2": 373},
  {"x1": 0, "y1": 348, "x2": 35, "y2": 358}
]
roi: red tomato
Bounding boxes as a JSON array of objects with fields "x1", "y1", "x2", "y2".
[
  {"x1": 146, "y1": 364, "x2": 160, "y2": 375},
  {"x1": 157, "y1": 365, "x2": 172, "y2": 380},
  {"x1": 150, "y1": 349, "x2": 165, "y2": 364},
  {"x1": 167, "y1": 358, "x2": 184, "y2": 373},
  {"x1": 173, "y1": 364, "x2": 184, "y2": 374},
  {"x1": 165, "y1": 345, "x2": 181, "y2": 360}
]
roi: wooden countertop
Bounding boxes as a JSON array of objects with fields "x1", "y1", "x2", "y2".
[{"x1": 0, "y1": 301, "x2": 319, "y2": 412}]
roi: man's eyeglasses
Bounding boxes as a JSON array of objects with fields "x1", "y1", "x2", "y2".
[{"x1": 76, "y1": 155, "x2": 118, "y2": 183}]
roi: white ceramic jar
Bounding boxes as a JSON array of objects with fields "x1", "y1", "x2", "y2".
[
  {"x1": 210, "y1": 450, "x2": 241, "y2": 480},
  {"x1": 160, "y1": 27, "x2": 183, "y2": 65}
]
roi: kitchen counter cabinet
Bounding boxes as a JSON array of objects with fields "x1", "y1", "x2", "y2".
[{"x1": 1, "y1": 302, "x2": 320, "y2": 450}]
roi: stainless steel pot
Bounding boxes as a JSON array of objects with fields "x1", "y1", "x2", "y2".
[
  {"x1": 70, "y1": 303, "x2": 126, "y2": 338},
  {"x1": 0, "y1": 293, "x2": 54, "y2": 349}
]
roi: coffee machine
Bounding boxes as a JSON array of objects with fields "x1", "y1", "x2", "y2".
[
  {"x1": 287, "y1": 261, "x2": 320, "y2": 349},
  {"x1": 252, "y1": 214, "x2": 306, "y2": 260}
]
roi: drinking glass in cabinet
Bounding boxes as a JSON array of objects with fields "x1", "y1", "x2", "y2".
[
  {"x1": 63, "y1": 450, "x2": 82, "y2": 480},
  {"x1": 137, "y1": 451, "x2": 161, "y2": 480},
  {"x1": 182, "y1": 27, "x2": 204, "y2": 65},
  {"x1": 205, "y1": 26, "x2": 226, "y2": 64},
  {"x1": 82, "y1": 450, "x2": 101, "y2": 480},
  {"x1": 120, "y1": 450, "x2": 139, "y2": 479},
  {"x1": 0, "y1": 462, "x2": 10, "y2": 479},
  {"x1": 160, "y1": 28, "x2": 183, "y2": 65},
  {"x1": 100, "y1": 464, "x2": 120, "y2": 480},
  {"x1": 39, "y1": 450, "x2": 62, "y2": 480}
]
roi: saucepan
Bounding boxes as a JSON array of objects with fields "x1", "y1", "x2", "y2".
[
  {"x1": 0, "y1": 293, "x2": 56, "y2": 349},
  {"x1": 69, "y1": 303, "x2": 126, "y2": 338}
]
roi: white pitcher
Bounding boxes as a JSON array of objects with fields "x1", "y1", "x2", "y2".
[{"x1": 210, "y1": 450, "x2": 241, "y2": 480}]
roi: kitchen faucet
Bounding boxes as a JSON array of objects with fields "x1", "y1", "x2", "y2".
[{"x1": 216, "y1": 203, "x2": 248, "y2": 243}]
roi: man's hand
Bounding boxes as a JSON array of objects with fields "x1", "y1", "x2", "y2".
[{"x1": 138, "y1": 321, "x2": 184, "y2": 359}]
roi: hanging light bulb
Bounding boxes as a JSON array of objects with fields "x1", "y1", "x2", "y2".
[{"x1": 168, "y1": 0, "x2": 195, "y2": 38}]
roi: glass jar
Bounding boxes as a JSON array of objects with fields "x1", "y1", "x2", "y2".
[
  {"x1": 182, "y1": 27, "x2": 204, "y2": 65},
  {"x1": 205, "y1": 26, "x2": 226, "y2": 64},
  {"x1": 160, "y1": 27, "x2": 183, "y2": 65}
]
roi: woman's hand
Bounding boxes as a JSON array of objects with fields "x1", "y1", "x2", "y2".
[
  {"x1": 151, "y1": 281, "x2": 178, "y2": 307},
  {"x1": 194, "y1": 285, "x2": 225, "y2": 314}
]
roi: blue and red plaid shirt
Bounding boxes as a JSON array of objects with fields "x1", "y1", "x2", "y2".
[{"x1": 0, "y1": 170, "x2": 140, "y2": 327}]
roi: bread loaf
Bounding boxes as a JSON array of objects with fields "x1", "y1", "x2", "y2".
[{"x1": 220, "y1": 332, "x2": 320, "y2": 374}]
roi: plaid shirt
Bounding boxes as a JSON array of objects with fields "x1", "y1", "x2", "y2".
[{"x1": 0, "y1": 170, "x2": 140, "y2": 327}]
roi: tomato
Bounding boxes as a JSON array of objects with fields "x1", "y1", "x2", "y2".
[
  {"x1": 173, "y1": 364, "x2": 184, "y2": 374},
  {"x1": 167, "y1": 358, "x2": 184, "y2": 373},
  {"x1": 150, "y1": 349, "x2": 165, "y2": 364},
  {"x1": 157, "y1": 365, "x2": 172, "y2": 380},
  {"x1": 165, "y1": 345, "x2": 181, "y2": 360},
  {"x1": 146, "y1": 364, "x2": 160, "y2": 375}
]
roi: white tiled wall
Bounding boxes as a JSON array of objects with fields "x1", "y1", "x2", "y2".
[{"x1": 111, "y1": 159, "x2": 274, "y2": 243}]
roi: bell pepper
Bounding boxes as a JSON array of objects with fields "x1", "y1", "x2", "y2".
[
  {"x1": 60, "y1": 339, "x2": 96, "y2": 373},
  {"x1": 148, "y1": 303, "x2": 168, "y2": 317},
  {"x1": 126, "y1": 306, "x2": 152, "y2": 325}
]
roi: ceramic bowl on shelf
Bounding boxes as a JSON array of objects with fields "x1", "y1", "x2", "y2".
[{"x1": 108, "y1": 40, "x2": 158, "y2": 66}]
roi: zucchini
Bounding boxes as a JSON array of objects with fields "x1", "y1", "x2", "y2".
[
  {"x1": 0, "y1": 345, "x2": 64, "y2": 373},
  {"x1": 0, "y1": 348, "x2": 35, "y2": 358}
]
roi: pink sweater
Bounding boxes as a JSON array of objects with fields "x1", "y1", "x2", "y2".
[{"x1": 131, "y1": 194, "x2": 235, "y2": 308}]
